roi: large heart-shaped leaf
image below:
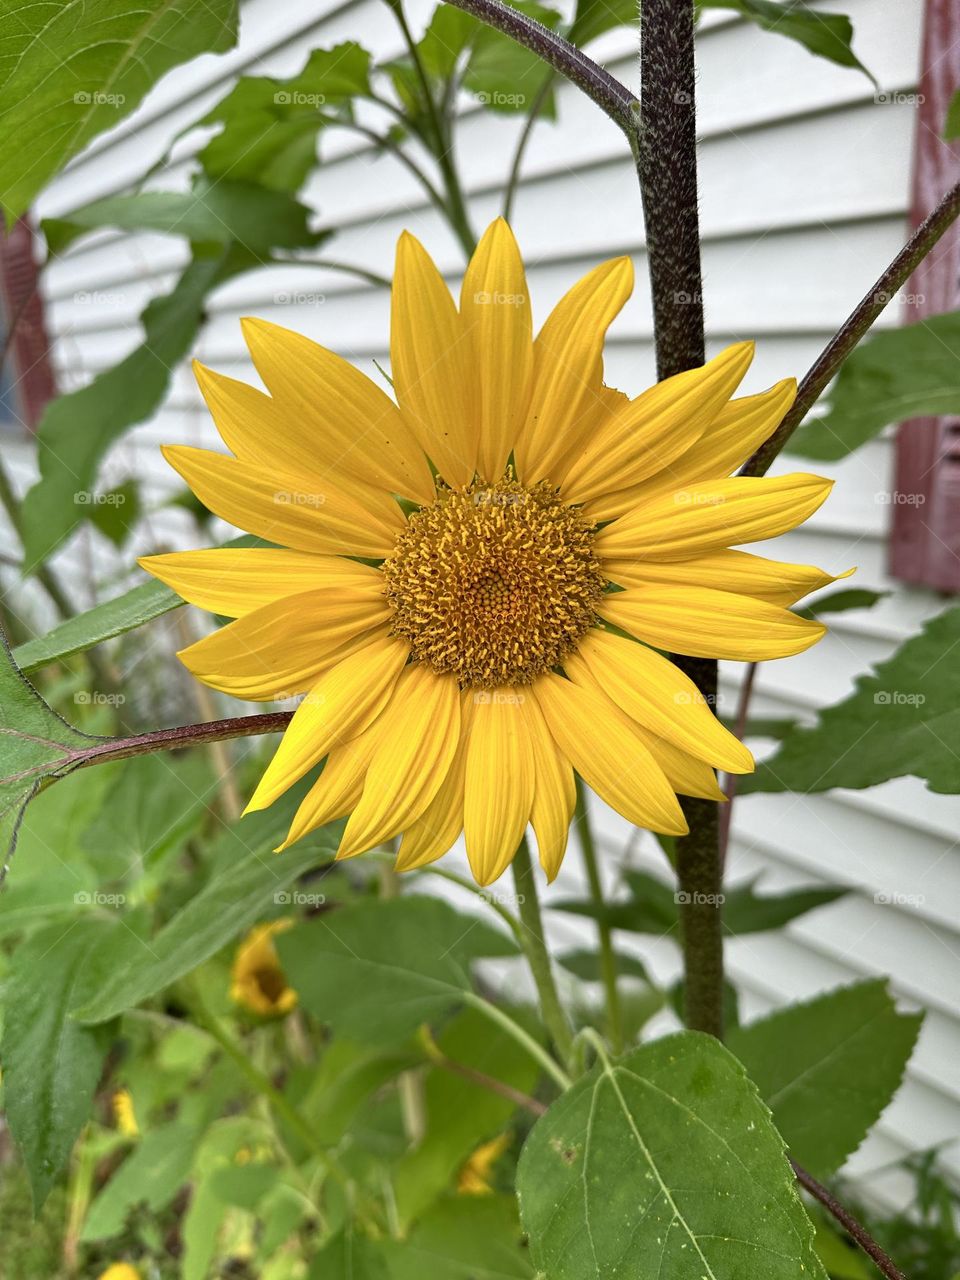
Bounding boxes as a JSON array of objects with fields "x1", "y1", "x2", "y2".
[{"x1": 517, "y1": 1032, "x2": 827, "y2": 1279}]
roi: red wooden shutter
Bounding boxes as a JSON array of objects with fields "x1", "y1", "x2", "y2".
[
  {"x1": 0, "y1": 216, "x2": 55, "y2": 431},
  {"x1": 890, "y1": 0, "x2": 960, "y2": 591}
]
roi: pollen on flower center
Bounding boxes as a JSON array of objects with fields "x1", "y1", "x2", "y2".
[{"x1": 383, "y1": 474, "x2": 606, "y2": 688}]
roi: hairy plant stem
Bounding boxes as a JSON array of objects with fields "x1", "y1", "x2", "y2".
[
  {"x1": 792, "y1": 1160, "x2": 906, "y2": 1280},
  {"x1": 742, "y1": 178, "x2": 960, "y2": 477},
  {"x1": 638, "y1": 0, "x2": 724, "y2": 1039},
  {"x1": 574, "y1": 777, "x2": 623, "y2": 1052},
  {"x1": 511, "y1": 836, "x2": 576, "y2": 1074}
]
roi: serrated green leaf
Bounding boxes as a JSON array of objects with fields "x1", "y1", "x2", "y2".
[
  {"x1": 198, "y1": 43, "x2": 372, "y2": 191},
  {"x1": 43, "y1": 178, "x2": 324, "y2": 255},
  {"x1": 277, "y1": 896, "x2": 517, "y2": 1046},
  {"x1": 0, "y1": 629, "x2": 96, "y2": 872},
  {"x1": 727, "y1": 980, "x2": 922, "y2": 1178},
  {"x1": 0, "y1": 0, "x2": 239, "y2": 218},
  {"x1": 787, "y1": 312, "x2": 960, "y2": 460},
  {"x1": 699, "y1": 0, "x2": 873, "y2": 81},
  {"x1": 2, "y1": 916, "x2": 127, "y2": 1205},
  {"x1": 518, "y1": 1032, "x2": 828, "y2": 1279},
  {"x1": 81, "y1": 1123, "x2": 201, "y2": 1241},
  {"x1": 75, "y1": 805, "x2": 337, "y2": 1025},
  {"x1": 744, "y1": 605, "x2": 960, "y2": 795}
]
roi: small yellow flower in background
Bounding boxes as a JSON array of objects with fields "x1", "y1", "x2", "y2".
[
  {"x1": 230, "y1": 920, "x2": 297, "y2": 1017},
  {"x1": 112, "y1": 1089, "x2": 138, "y2": 1138},
  {"x1": 97, "y1": 1265, "x2": 140, "y2": 1280},
  {"x1": 458, "y1": 1132, "x2": 512, "y2": 1195},
  {"x1": 142, "y1": 219, "x2": 843, "y2": 887}
]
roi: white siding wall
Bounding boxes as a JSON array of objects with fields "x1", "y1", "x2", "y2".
[{"x1": 5, "y1": 0, "x2": 957, "y2": 1206}]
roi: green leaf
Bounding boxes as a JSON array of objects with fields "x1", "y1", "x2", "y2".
[
  {"x1": 84, "y1": 480, "x2": 142, "y2": 548},
  {"x1": 553, "y1": 868, "x2": 679, "y2": 935},
  {"x1": 813, "y1": 1222, "x2": 872, "y2": 1279},
  {"x1": 81, "y1": 1123, "x2": 201, "y2": 1241},
  {"x1": 744, "y1": 604, "x2": 960, "y2": 795},
  {"x1": 75, "y1": 805, "x2": 337, "y2": 1025},
  {"x1": 11, "y1": 534, "x2": 263, "y2": 676},
  {"x1": 722, "y1": 878, "x2": 848, "y2": 933},
  {"x1": 698, "y1": 0, "x2": 873, "y2": 80},
  {"x1": 197, "y1": 43, "x2": 372, "y2": 192},
  {"x1": 464, "y1": 3, "x2": 561, "y2": 117},
  {"x1": 569, "y1": 0, "x2": 640, "y2": 46},
  {"x1": 381, "y1": 1197, "x2": 534, "y2": 1278},
  {"x1": 418, "y1": 6, "x2": 479, "y2": 78},
  {"x1": 786, "y1": 312, "x2": 960, "y2": 460},
  {"x1": 2, "y1": 916, "x2": 126, "y2": 1205},
  {"x1": 309, "y1": 1230, "x2": 391, "y2": 1279},
  {"x1": 277, "y1": 896, "x2": 517, "y2": 1046},
  {"x1": 0, "y1": 629, "x2": 95, "y2": 871},
  {"x1": 0, "y1": 0, "x2": 239, "y2": 219},
  {"x1": 20, "y1": 249, "x2": 241, "y2": 566},
  {"x1": 796, "y1": 588, "x2": 889, "y2": 618},
  {"x1": 558, "y1": 948, "x2": 652, "y2": 983},
  {"x1": 43, "y1": 178, "x2": 323, "y2": 255},
  {"x1": 517, "y1": 1032, "x2": 828, "y2": 1279},
  {"x1": 945, "y1": 89, "x2": 960, "y2": 140},
  {"x1": 394, "y1": 1005, "x2": 538, "y2": 1228},
  {"x1": 727, "y1": 980, "x2": 922, "y2": 1178}
]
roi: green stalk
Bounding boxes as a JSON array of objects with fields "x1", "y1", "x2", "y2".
[
  {"x1": 464, "y1": 991, "x2": 570, "y2": 1090},
  {"x1": 575, "y1": 778, "x2": 623, "y2": 1053},
  {"x1": 511, "y1": 836, "x2": 576, "y2": 1073}
]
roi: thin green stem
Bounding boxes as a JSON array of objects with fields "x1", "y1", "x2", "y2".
[
  {"x1": 384, "y1": 0, "x2": 477, "y2": 256},
  {"x1": 574, "y1": 777, "x2": 623, "y2": 1053},
  {"x1": 336, "y1": 118, "x2": 448, "y2": 212},
  {"x1": 502, "y1": 74, "x2": 554, "y2": 220},
  {"x1": 464, "y1": 991, "x2": 570, "y2": 1090},
  {"x1": 511, "y1": 836, "x2": 576, "y2": 1073}
]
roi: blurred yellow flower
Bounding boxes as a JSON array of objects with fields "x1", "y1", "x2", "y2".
[
  {"x1": 458, "y1": 1132, "x2": 512, "y2": 1196},
  {"x1": 112, "y1": 1089, "x2": 138, "y2": 1138},
  {"x1": 143, "y1": 219, "x2": 841, "y2": 887},
  {"x1": 97, "y1": 1265, "x2": 140, "y2": 1280},
  {"x1": 230, "y1": 920, "x2": 297, "y2": 1017}
]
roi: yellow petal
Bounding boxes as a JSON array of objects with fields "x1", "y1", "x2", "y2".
[
  {"x1": 139, "y1": 548, "x2": 384, "y2": 617},
  {"x1": 234, "y1": 322, "x2": 434, "y2": 503},
  {"x1": 571, "y1": 658, "x2": 725, "y2": 802},
  {"x1": 532, "y1": 676, "x2": 688, "y2": 835},
  {"x1": 392, "y1": 231, "x2": 476, "y2": 486},
  {"x1": 525, "y1": 690, "x2": 575, "y2": 882},
  {"x1": 161, "y1": 445, "x2": 405, "y2": 558},
  {"x1": 460, "y1": 219, "x2": 533, "y2": 479},
  {"x1": 246, "y1": 634, "x2": 408, "y2": 813},
  {"x1": 603, "y1": 547, "x2": 852, "y2": 606},
  {"x1": 338, "y1": 666, "x2": 461, "y2": 859},
  {"x1": 601, "y1": 586, "x2": 827, "y2": 661},
  {"x1": 596, "y1": 473, "x2": 834, "y2": 562},
  {"x1": 563, "y1": 342, "x2": 755, "y2": 515},
  {"x1": 279, "y1": 724, "x2": 384, "y2": 850},
  {"x1": 177, "y1": 588, "x2": 391, "y2": 700},
  {"x1": 463, "y1": 688, "x2": 535, "y2": 886},
  {"x1": 395, "y1": 695, "x2": 473, "y2": 872},
  {"x1": 628, "y1": 377, "x2": 797, "y2": 505},
  {"x1": 514, "y1": 256, "x2": 634, "y2": 486},
  {"x1": 568, "y1": 630, "x2": 754, "y2": 774}
]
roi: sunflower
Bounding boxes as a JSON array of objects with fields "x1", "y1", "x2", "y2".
[
  {"x1": 230, "y1": 920, "x2": 298, "y2": 1017},
  {"x1": 142, "y1": 219, "x2": 841, "y2": 887}
]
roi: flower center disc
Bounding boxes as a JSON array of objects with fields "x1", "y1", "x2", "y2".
[{"x1": 383, "y1": 475, "x2": 606, "y2": 688}]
